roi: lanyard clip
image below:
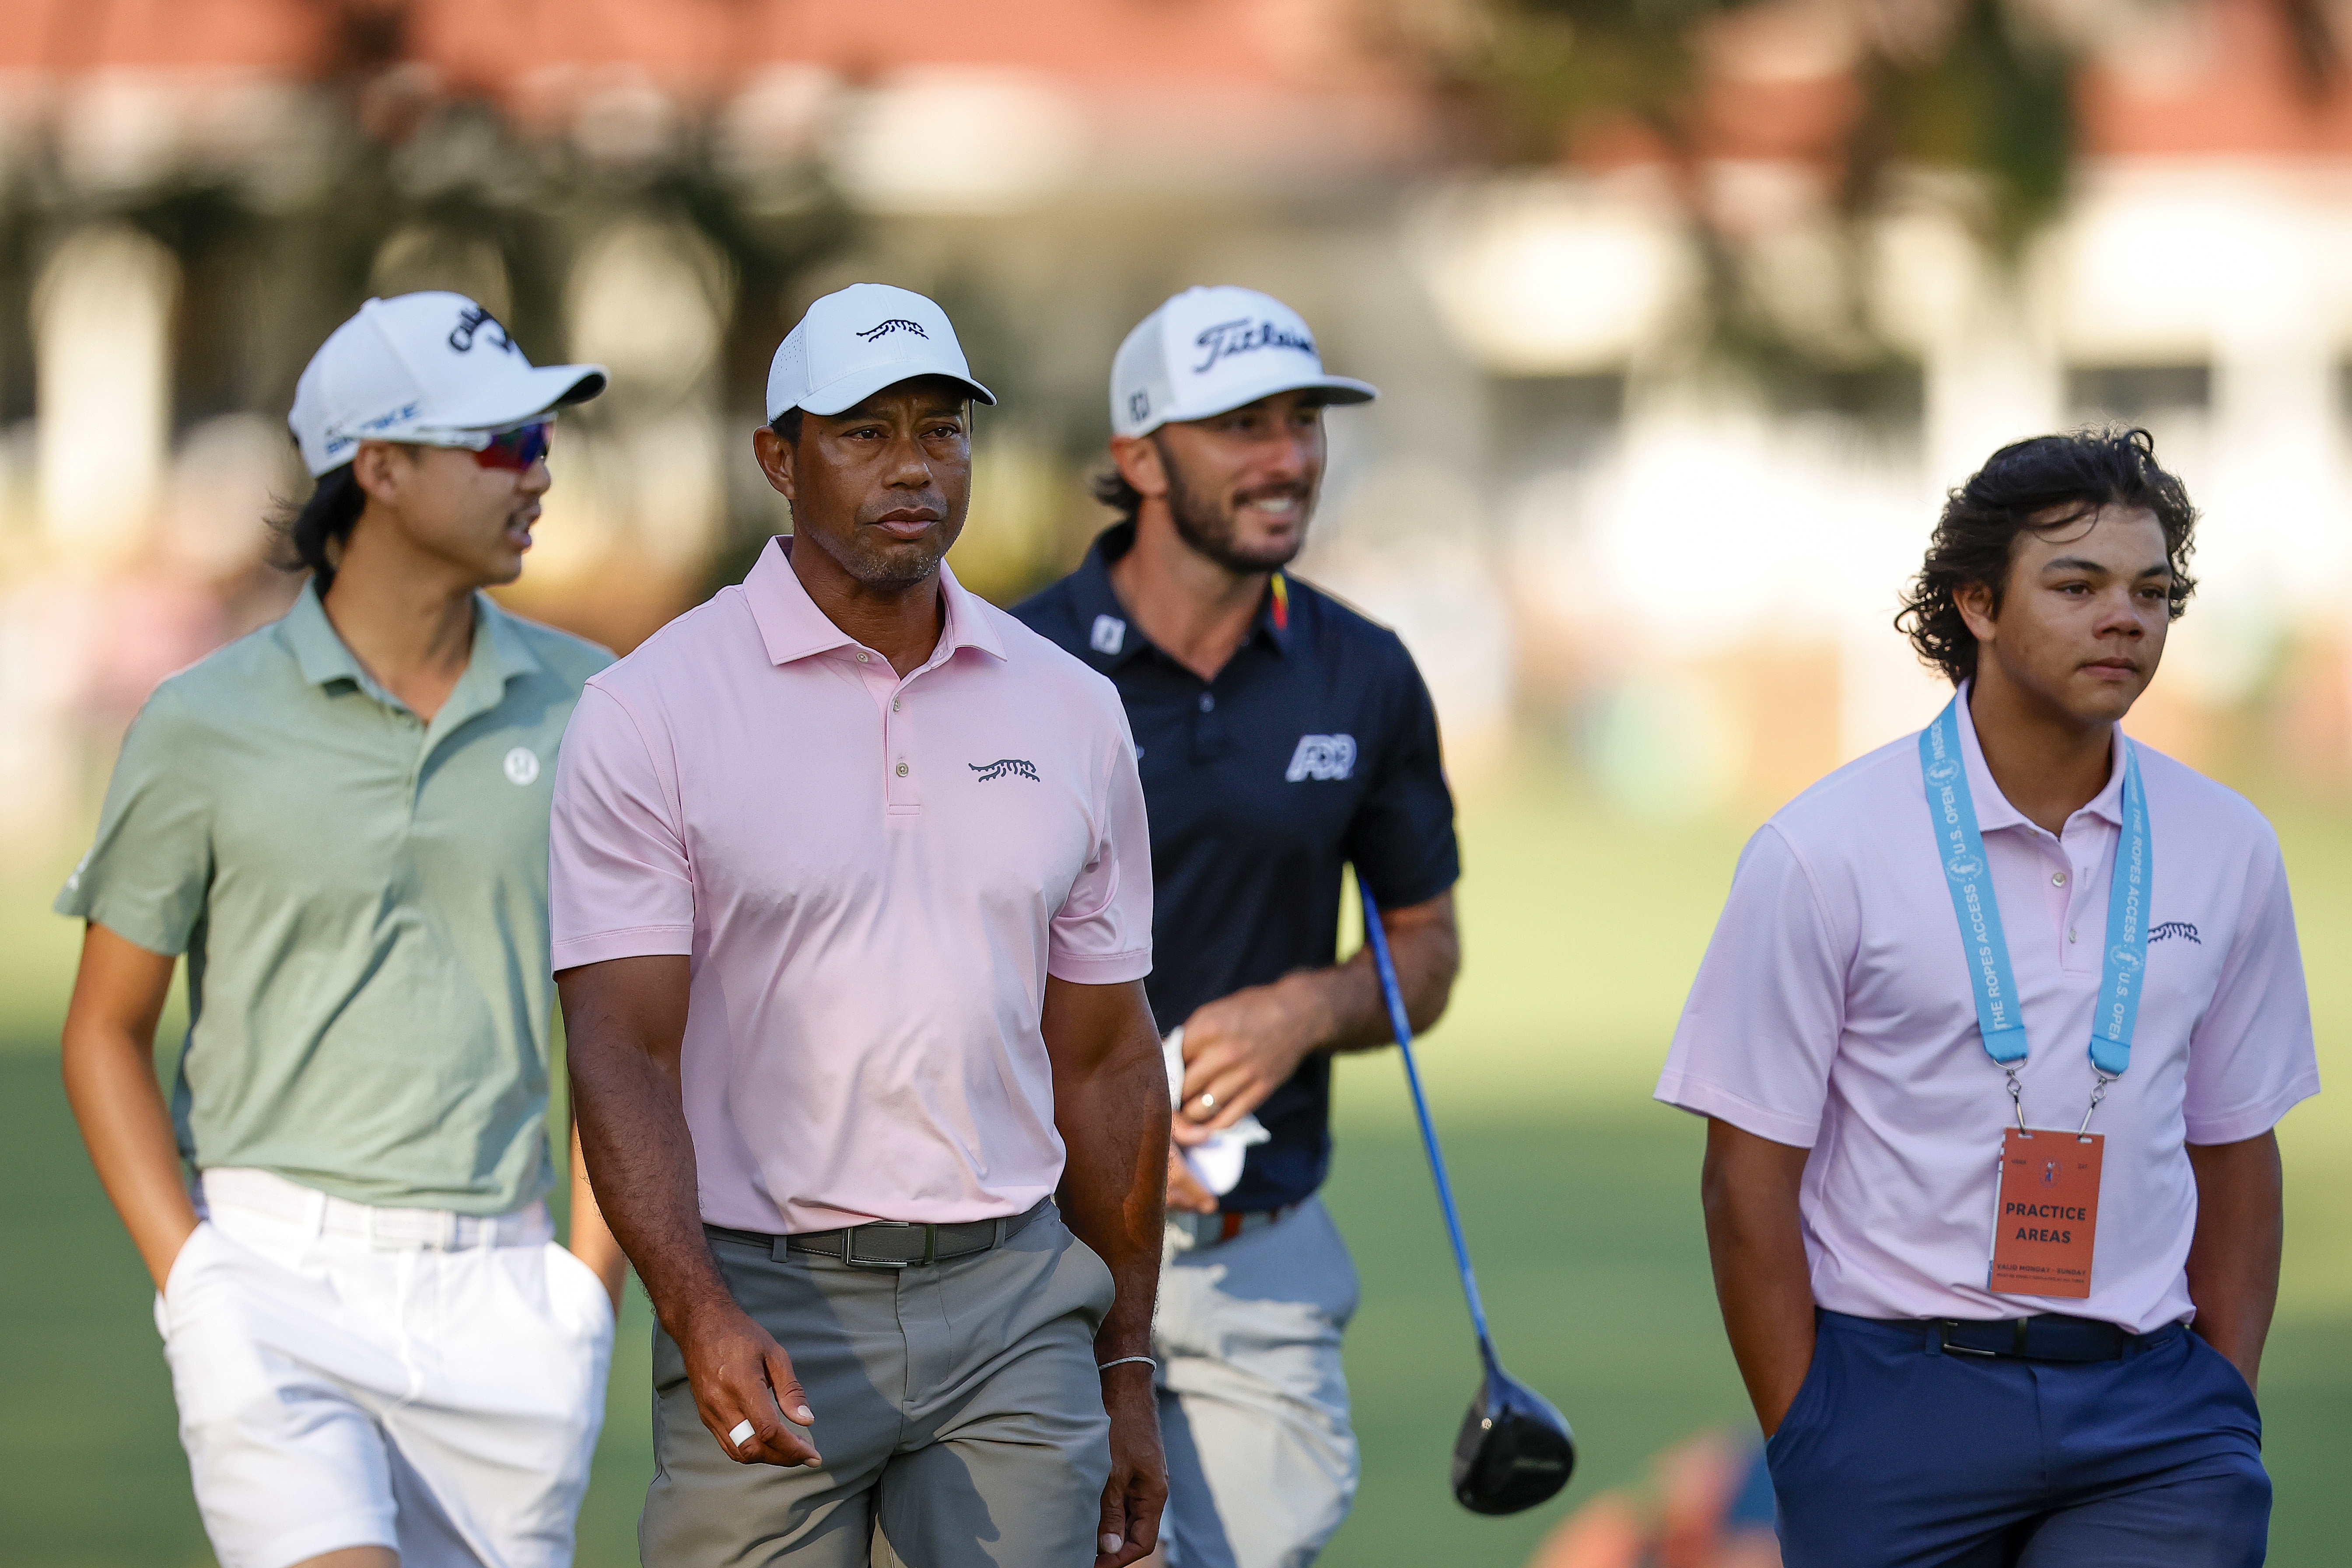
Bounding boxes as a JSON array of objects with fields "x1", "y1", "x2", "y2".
[
  {"x1": 2079, "y1": 1073, "x2": 2113, "y2": 1136},
  {"x1": 2005, "y1": 1067, "x2": 2026, "y2": 1132}
]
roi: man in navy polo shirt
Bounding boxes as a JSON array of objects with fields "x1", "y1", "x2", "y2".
[{"x1": 1015, "y1": 286, "x2": 1461, "y2": 1568}]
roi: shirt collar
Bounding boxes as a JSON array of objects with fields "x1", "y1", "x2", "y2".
[
  {"x1": 742, "y1": 536, "x2": 1006, "y2": 668},
  {"x1": 1065, "y1": 522, "x2": 1293, "y2": 673},
  {"x1": 474, "y1": 594, "x2": 542, "y2": 684},
  {"x1": 285, "y1": 578, "x2": 367, "y2": 688},
  {"x1": 283, "y1": 579, "x2": 538, "y2": 696},
  {"x1": 1952, "y1": 678, "x2": 2127, "y2": 833}
]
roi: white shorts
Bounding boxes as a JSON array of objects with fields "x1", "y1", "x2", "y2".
[{"x1": 158, "y1": 1168, "x2": 615, "y2": 1568}]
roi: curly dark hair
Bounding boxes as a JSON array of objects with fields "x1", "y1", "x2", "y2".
[{"x1": 1896, "y1": 427, "x2": 2198, "y2": 686}]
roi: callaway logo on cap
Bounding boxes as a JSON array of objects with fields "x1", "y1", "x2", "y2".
[
  {"x1": 288, "y1": 292, "x2": 607, "y2": 477},
  {"x1": 766, "y1": 284, "x2": 996, "y2": 422},
  {"x1": 1110, "y1": 285, "x2": 1377, "y2": 439}
]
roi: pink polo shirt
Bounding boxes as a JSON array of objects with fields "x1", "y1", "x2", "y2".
[
  {"x1": 1658, "y1": 686, "x2": 2318, "y2": 1333},
  {"x1": 549, "y1": 539, "x2": 1152, "y2": 1233}
]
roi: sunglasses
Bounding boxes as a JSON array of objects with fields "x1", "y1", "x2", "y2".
[{"x1": 471, "y1": 421, "x2": 553, "y2": 471}]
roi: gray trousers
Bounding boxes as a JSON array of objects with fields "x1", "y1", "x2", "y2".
[
  {"x1": 1154, "y1": 1197, "x2": 1362, "y2": 1568},
  {"x1": 642, "y1": 1205, "x2": 1116, "y2": 1566}
]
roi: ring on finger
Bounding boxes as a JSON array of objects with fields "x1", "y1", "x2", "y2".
[{"x1": 1197, "y1": 1092, "x2": 1215, "y2": 1111}]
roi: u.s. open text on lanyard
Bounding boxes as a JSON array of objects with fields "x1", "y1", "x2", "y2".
[{"x1": 1920, "y1": 697, "x2": 2149, "y2": 1299}]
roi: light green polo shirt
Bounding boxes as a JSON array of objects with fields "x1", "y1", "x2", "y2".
[{"x1": 57, "y1": 581, "x2": 612, "y2": 1214}]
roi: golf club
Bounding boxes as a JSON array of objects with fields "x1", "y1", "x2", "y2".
[{"x1": 1360, "y1": 881, "x2": 1578, "y2": 1516}]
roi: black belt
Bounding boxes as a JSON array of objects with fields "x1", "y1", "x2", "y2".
[
  {"x1": 1866, "y1": 1312, "x2": 2159, "y2": 1362},
  {"x1": 706, "y1": 1197, "x2": 1050, "y2": 1270}
]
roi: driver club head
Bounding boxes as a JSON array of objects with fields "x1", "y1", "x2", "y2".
[{"x1": 1450, "y1": 1358, "x2": 1576, "y2": 1515}]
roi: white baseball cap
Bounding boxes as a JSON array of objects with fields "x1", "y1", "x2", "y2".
[
  {"x1": 1110, "y1": 285, "x2": 1376, "y2": 440},
  {"x1": 766, "y1": 283, "x2": 996, "y2": 423},
  {"x1": 288, "y1": 292, "x2": 607, "y2": 477}
]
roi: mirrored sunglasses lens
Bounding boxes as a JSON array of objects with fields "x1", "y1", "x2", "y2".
[{"x1": 475, "y1": 423, "x2": 551, "y2": 470}]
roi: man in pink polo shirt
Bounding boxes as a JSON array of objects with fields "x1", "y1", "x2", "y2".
[
  {"x1": 1660, "y1": 428, "x2": 2317, "y2": 1567},
  {"x1": 550, "y1": 284, "x2": 1170, "y2": 1566}
]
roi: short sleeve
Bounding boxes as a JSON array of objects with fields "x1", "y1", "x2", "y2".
[
  {"x1": 1047, "y1": 706, "x2": 1153, "y2": 985},
  {"x1": 548, "y1": 682, "x2": 695, "y2": 971},
  {"x1": 54, "y1": 682, "x2": 211, "y2": 956},
  {"x1": 1342, "y1": 644, "x2": 1460, "y2": 911},
  {"x1": 2182, "y1": 839, "x2": 2320, "y2": 1144},
  {"x1": 1654, "y1": 825, "x2": 1848, "y2": 1148}
]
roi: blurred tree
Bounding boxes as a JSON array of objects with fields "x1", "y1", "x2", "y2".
[
  {"x1": 1376, "y1": 0, "x2": 2339, "y2": 407},
  {"x1": 3, "y1": 0, "x2": 852, "y2": 579}
]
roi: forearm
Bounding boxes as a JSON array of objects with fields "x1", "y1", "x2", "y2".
[
  {"x1": 1700, "y1": 1118, "x2": 1817, "y2": 1434},
  {"x1": 560, "y1": 959, "x2": 731, "y2": 1338},
  {"x1": 1279, "y1": 892, "x2": 1460, "y2": 1055},
  {"x1": 2185, "y1": 1133, "x2": 2283, "y2": 1391},
  {"x1": 571, "y1": 1037, "x2": 729, "y2": 1334},
  {"x1": 557, "y1": 967, "x2": 820, "y2": 1468},
  {"x1": 60, "y1": 926, "x2": 193, "y2": 1293},
  {"x1": 62, "y1": 1018, "x2": 199, "y2": 1292},
  {"x1": 1057, "y1": 1045, "x2": 1170, "y2": 1358},
  {"x1": 1045, "y1": 978, "x2": 1170, "y2": 1360},
  {"x1": 567, "y1": 1121, "x2": 628, "y2": 1307}
]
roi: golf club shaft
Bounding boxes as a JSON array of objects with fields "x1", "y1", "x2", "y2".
[{"x1": 1359, "y1": 881, "x2": 1495, "y2": 1353}]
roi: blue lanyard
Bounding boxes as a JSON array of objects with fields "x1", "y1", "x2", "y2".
[{"x1": 1919, "y1": 696, "x2": 2149, "y2": 1122}]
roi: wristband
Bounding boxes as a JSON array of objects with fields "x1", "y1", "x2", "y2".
[{"x1": 1097, "y1": 1355, "x2": 1157, "y2": 1373}]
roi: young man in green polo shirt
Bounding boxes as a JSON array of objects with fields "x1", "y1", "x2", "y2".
[{"x1": 58, "y1": 293, "x2": 624, "y2": 1568}]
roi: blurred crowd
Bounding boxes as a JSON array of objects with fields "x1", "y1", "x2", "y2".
[{"x1": 1530, "y1": 1433, "x2": 1781, "y2": 1568}]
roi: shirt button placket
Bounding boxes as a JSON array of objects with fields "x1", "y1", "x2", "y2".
[
  {"x1": 2054, "y1": 840, "x2": 2090, "y2": 969},
  {"x1": 885, "y1": 672, "x2": 918, "y2": 810},
  {"x1": 403, "y1": 709, "x2": 427, "y2": 820}
]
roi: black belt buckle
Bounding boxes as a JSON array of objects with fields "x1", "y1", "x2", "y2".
[
  {"x1": 1932, "y1": 1320, "x2": 2000, "y2": 1358},
  {"x1": 841, "y1": 1221, "x2": 932, "y2": 1270},
  {"x1": 1929, "y1": 1315, "x2": 2128, "y2": 1362}
]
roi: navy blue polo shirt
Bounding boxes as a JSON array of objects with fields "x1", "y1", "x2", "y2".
[{"x1": 1013, "y1": 523, "x2": 1460, "y2": 1211}]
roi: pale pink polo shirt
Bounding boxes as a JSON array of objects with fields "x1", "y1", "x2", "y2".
[
  {"x1": 548, "y1": 539, "x2": 1152, "y2": 1233},
  {"x1": 1658, "y1": 685, "x2": 2317, "y2": 1333}
]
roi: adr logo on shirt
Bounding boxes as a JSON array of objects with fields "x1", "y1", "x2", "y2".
[{"x1": 1285, "y1": 734, "x2": 1355, "y2": 782}]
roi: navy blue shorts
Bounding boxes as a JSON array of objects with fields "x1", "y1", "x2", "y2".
[{"x1": 1767, "y1": 1311, "x2": 2268, "y2": 1568}]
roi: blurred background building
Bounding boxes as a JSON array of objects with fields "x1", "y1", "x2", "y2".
[{"x1": 8, "y1": 0, "x2": 2352, "y2": 854}]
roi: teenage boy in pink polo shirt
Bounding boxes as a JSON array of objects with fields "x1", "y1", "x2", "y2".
[
  {"x1": 550, "y1": 285, "x2": 1169, "y2": 1567},
  {"x1": 1660, "y1": 428, "x2": 2317, "y2": 1567}
]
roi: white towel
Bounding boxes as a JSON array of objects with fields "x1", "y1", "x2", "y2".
[{"x1": 1163, "y1": 1027, "x2": 1270, "y2": 1196}]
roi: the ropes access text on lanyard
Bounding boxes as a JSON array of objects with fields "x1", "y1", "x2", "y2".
[{"x1": 1919, "y1": 696, "x2": 2150, "y2": 1298}]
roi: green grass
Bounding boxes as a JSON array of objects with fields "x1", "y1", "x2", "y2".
[{"x1": 3, "y1": 769, "x2": 2347, "y2": 1564}]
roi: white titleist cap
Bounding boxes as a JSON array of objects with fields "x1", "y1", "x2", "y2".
[
  {"x1": 1110, "y1": 285, "x2": 1376, "y2": 440},
  {"x1": 288, "y1": 292, "x2": 606, "y2": 477},
  {"x1": 766, "y1": 283, "x2": 996, "y2": 422}
]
